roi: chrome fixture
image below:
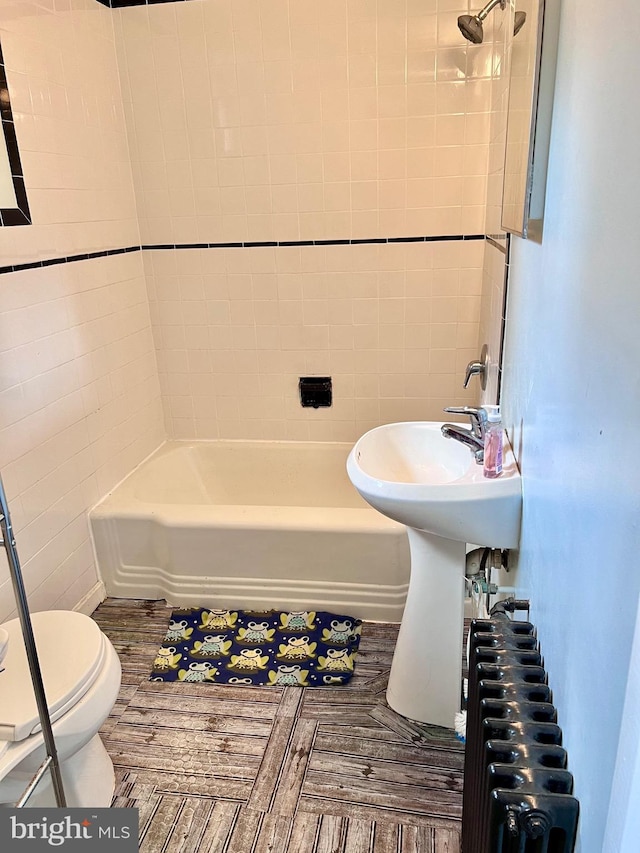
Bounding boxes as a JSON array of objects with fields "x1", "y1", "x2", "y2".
[
  {"x1": 464, "y1": 344, "x2": 489, "y2": 390},
  {"x1": 514, "y1": 10, "x2": 527, "y2": 35},
  {"x1": 458, "y1": 0, "x2": 527, "y2": 44},
  {"x1": 441, "y1": 406, "x2": 488, "y2": 463}
]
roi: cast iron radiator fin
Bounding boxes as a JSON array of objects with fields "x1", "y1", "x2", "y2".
[{"x1": 462, "y1": 613, "x2": 580, "y2": 853}]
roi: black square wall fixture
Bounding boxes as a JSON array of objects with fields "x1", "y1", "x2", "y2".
[{"x1": 299, "y1": 377, "x2": 332, "y2": 408}]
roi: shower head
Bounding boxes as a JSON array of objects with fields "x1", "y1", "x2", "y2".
[
  {"x1": 458, "y1": 0, "x2": 526, "y2": 44},
  {"x1": 457, "y1": 0, "x2": 505, "y2": 45},
  {"x1": 513, "y1": 10, "x2": 527, "y2": 36},
  {"x1": 457, "y1": 14, "x2": 484, "y2": 44}
]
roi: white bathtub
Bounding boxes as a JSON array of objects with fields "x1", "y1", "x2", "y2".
[{"x1": 90, "y1": 441, "x2": 410, "y2": 621}]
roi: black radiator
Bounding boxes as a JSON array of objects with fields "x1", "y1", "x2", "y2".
[{"x1": 462, "y1": 612, "x2": 580, "y2": 853}]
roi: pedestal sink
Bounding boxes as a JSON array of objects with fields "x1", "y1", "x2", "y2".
[{"x1": 346, "y1": 421, "x2": 522, "y2": 728}]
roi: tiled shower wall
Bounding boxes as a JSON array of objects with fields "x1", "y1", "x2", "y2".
[
  {"x1": 115, "y1": 0, "x2": 493, "y2": 439},
  {"x1": 115, "y1": 0, "x2": 492, "y2": 245},
  {"x1": 0, "y1": 1, "x2": 163, "y2": 620},
  {"x1": 145, "y1": 238, "x2": 483, "y2": 440},
  {"x1": 478, "y1": 5, "x2": 510, "y2": 405}
]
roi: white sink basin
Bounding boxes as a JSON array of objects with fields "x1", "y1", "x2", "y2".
[
  {"x1": 347, "y1": 421, "x2": 521, "y2": 548},
  {"x1": 346, "y1": 420, "x2": 522, "y2": 727}
]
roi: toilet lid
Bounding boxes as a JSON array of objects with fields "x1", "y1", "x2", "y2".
[{"x1": 0, "y1": 611, "x2": 106, "y2": 743}]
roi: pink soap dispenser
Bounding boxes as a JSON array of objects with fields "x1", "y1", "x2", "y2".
[{"x1": 482, "y1": 405, "x2": 503, "y2": 478}]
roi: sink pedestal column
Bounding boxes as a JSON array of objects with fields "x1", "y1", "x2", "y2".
[{"x1": 386, "y1": 529, "x2": 465, "y2": 727}]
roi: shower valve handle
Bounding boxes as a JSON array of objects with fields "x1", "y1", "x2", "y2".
[
  {"x1": 464, "y1": 360, "x2": 484, "y2": 388},
  {"x1": 463, "y1": 344, "x2": 489, "y2": 390}
]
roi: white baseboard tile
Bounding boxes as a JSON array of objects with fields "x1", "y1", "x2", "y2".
[{"x1": 74, "y1": 580, "x2": 107, "y2": 616}]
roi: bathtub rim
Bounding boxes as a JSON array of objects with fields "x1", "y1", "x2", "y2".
[{"x1": 91, "y1": 438, "x2": 405, "y2": 535}]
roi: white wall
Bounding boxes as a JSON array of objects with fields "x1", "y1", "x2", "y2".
[
  {"x1": 0, "y1": 0, "x2": 164, "y2": 620},
  {"x1": 500, "y1": 1, "x2": 640, "y2": 849},
  {"x1": 604, "y1": 594, "x2": 640, "y2": 853}
]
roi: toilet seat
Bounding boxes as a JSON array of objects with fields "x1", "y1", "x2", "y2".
[{"x1": 0, "y1": 611, "x2": 106, "y2": 743}]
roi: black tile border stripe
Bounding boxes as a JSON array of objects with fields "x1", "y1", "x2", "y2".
[
  {"x1": 0, "y1": 246, "x2": 141, "y2": 275},
  {"x1": 0, "y1": 235, "x2": 487, "y2": 275},
  {"x1": 96, "y1": 0, "x2": 201, "y2": 7},
  {"x1": 138, "y1": 234, "x2": 486, "y2": 249}
]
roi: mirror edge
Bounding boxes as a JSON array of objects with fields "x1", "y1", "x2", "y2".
[
  {"x1": 0, "y1": 42, "x2": 31, "y2": 227},
  {"x1": 502, "y1": 0, "x2": 561, "y2": 242},
  {"x1": 525, "y1": 0, "x2": 561, "y2": 242}
]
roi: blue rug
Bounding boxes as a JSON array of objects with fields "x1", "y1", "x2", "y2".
[{"x1": 150, "y1": 607, "x2": 363, "y2": 686}]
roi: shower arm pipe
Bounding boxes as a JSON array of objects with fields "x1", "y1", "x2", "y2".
[
  {"x1": 476, "y1": 0, "x2": 507, "y2": 21},
  {"x1": 0, "y1": 474, "x2": 67, "y2": 807}
]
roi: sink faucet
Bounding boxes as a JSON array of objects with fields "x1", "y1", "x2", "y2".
[{"x1": 441, "y1": 406, "x2": 487, "y2": 463}]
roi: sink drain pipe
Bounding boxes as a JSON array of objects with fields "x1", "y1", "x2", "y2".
[{"x1": 465, "y1": 547, "x2": 515, "y2": 616}]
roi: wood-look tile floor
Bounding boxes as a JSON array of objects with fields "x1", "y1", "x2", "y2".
[{"x1": 92, "y1": 598, "x2": 463, "y2": 853}]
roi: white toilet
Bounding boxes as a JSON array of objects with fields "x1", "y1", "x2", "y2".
[{"x1": 0, "y1": 610, "x2": 121, "y2": 807}]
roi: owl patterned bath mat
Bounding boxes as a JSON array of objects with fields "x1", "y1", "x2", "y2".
[{"x1": 150, "y1": 607, "x2": 363, "y2": 687}]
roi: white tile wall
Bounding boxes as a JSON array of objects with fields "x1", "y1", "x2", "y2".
[
  {"x1": 146, "y1": 239, "x2": 483, "y2": 441},
  {"x1": 478, "y1": 240, "x2": 507, "y2": 404},
  {"x1": 478, "y1": 2, "x2": 511, "y2": 405},
  {"x1": 0, "y1": 253, "x2": 164, "y2": 620},
  {"x1": 485, "y1": 2, "x2": 512, "y2": 238},
  {"x1": 114, "y1": 0, "x2": 489, "y2": 439},
  {"x1": 115, "y1": 0, "x2": 493, "y2": 245},
  {"x1": 0, "y1": 0, "x2": 139, "y2": 261},
  {"x1": 0, "y1": 0, "x2": 163, "y2": 619}
]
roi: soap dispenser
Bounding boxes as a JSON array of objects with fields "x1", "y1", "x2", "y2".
[{"x1": 482, "y1": 405, "x2": 503, "y2": 478}]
